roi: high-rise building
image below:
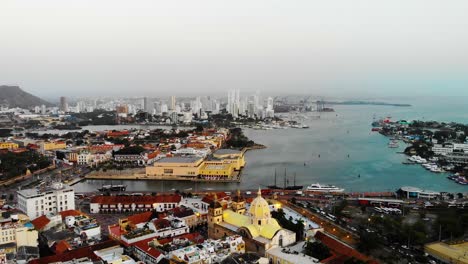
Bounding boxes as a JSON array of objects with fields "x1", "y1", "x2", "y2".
[
  {"x1": 267, "y1": 97, "x2": 274, "y2": 111},
  {"x1": 170, "y1": 96, "x2": 176, "y2": 111},
  {"x1": 59, "y1": 96, "x2": 68, "y2": 112},
  {"x1": 227, "y1": 89, "x2": 240, "y2": 118},
  {"x1": 143, "y1": 97, "x2": 148, "y2": 112}
]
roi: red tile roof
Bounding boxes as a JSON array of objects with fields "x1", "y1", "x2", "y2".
[
  {"x1": 108, "y1": 224, "x2": 123, "y2": 241},
  {"x1": 107, "y1": 131, "x2": 130, "y2": 137},
  {"x1": 90, "y1": 194, "x2": 181, "y2": 205},
  {"x1": 29, "y1": 240, "x2": 119, "y2": 264},
  {"x1": 127, "y1": 211, "x2": 153, "y2": 225},
  {"x1": 157, "y1": 232, "x2": 205, "y2": 245},
  {"x1": 315, "y1": 232, "x2": 378, "y2": 264},
  {"x1": 54, "y1": 240, "x2": 72, "y2": 254},
  {"x1": 31, "y1": 215, "x2": 50, "y2": 231},
  {"x1": 133, "y1": 238, "x2": 163, "y2": 260},
  {"x1": 59, "y1": 209, "x2": 84, "y2": 220},
  {"x1": 171, "y1": 207, "x2": 195, "y2": 218},
  {"x1": 201, "y1": 192, "x2": 230, "y2": 204},
  {"x1": 152, "y1": 219, "x2": 171, "y2": 230}
]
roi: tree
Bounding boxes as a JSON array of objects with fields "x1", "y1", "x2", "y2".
[
  {"x1": 357, "y1": 230, "x2": 379, "y2": 253},
  {"x1": 334, "y1": 200, "x2": 348, "y2": 217},
  {"x1": 303, "y1": 241, "x2": 331, "y2": 261},
  {"x1": 291, "y1": 197, "x2": 297, "y2": 204}
]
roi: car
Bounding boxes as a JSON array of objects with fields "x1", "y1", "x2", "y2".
[{"x1": 245, "y1": 191, "x2": 252, "y2": 195}]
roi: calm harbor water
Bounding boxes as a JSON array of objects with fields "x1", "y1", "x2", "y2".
[{"x1": 72, "y1": 97, "x2": 468, "y2": 193}]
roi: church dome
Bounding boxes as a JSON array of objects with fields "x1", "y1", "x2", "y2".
[{"x1": 249, "y1": 189, "x2": 271, "y2": 220}]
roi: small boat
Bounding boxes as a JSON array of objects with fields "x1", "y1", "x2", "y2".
[
  {"x1": 388, "y1": 140, "x2": 399, "y2": 148},
  {"x1": 98, "y1": 184, "x2": 127, "y2": 192}
]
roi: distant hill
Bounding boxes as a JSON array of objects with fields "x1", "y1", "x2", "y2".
[{"x1": 0, "y1": 85, "x2": 53, "y2": 108}]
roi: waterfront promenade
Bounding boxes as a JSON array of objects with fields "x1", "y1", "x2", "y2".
[{"x1": 84, "y1": 168, "x2": 243, "y2": 183}]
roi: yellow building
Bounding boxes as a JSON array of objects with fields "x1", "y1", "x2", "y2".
[
  {"x1": 199, "y1": 161, "x2": 235, "y2": 179},
  {"x1": 145, "y1": 156, "x2": 203, "y2": 178},
  {"x1": 15, "y1": 226, "x2": 39, "y2": 247},
  {"x1": 208, "y1": 189, "x2": 296, "y2": 256},
  {"x1": 0, "y1": 224, "x2": 38, "y2": 249},
  {"x1": 212, "y1": 149, "x2": 246, "y2": 170},
  {"x1": 0, "y1": 142, "x2": 19, "y2": 150},
  {"x1": 425, "y1": 241, "x2": 468, "y2": 264},
  {"x1": 146, "y1": 152, "x2": 244, "y2": 179},
  {"x1": 40, "y1": 141, "x2": 67, "y2": 152}
]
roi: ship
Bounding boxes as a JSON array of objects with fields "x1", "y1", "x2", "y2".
[
  {"x1": 267, "y1": 169, "x2": 303, "y2": 190},
  {"x1": 306, "y1": 183, "x2": 344, "y2": 193},
  {"x1": 98, "y1": 184, "x2": 127, "y2": 192}
]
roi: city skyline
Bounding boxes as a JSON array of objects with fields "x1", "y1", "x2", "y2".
[{"x1": 2, "y1": 0, "x2": 468, "y2": 98}]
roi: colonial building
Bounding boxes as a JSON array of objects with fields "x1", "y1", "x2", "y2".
[
  {"x1": 89, "y1": 194, "x2": 181, "y2": 214},
  {"x1": 207, "y1": 189, "x2": 296, "y2": 256}
]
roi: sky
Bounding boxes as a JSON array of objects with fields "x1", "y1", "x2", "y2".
[{"x1": 1, "y1": 0, "x2": 468, "y2": 99}]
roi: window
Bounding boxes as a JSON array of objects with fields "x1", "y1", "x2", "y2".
[
  {"x1": 258, "y1": 220, "x2": 261, "y2": 225},
  {"x1": 163, "y1": 169, "x2": 173, "y2": 174}
]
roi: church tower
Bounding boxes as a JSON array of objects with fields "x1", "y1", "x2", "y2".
[
  {"x1": 249, "y1": 188, "x2": 272, "y2": 227},
  {"x1": 207, "y1": 193, "x2": 223, "y2": 238},
  {"x1": 231, "y1": 189, "x2": 246, "y2": 215}
]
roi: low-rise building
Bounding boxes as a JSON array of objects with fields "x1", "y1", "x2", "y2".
[
  {"x1": 0, "y1": 142, "x2": 19, "y2": 150},
  {"x1": 90, "y1": 194, "x2": 181, "y2": 214},
  {"x1": 145, "y1": 156, "x2": 204, "y2": 178},
  {"x1": 169, "y1": 235, "x2": 245, "y2": 264},
  {"x1": 39, "y1": 140, "x2": 67, "y2": 152}
]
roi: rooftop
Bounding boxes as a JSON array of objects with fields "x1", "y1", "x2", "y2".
[
  {"x1": 91, "y1": 194, "x2": 181, "y2": 205},
  {"x1": 214, "y1": 149, "x2": 242, "y2": 155},
  {"x1": 266, "y1": 241, "x2": 319, "y2": 263},
  {"x1": 17, "y1": 182, "x2": 72, "y2": 198},
  {"x1": 155, "y1": 156, "x2": 203, "y2": 164},
  {"x1": 425, "y1": 241, "x2": 468, "y2": 263}
]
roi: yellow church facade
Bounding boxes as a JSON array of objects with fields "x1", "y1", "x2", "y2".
[{"x1": 208, "y1": 189, "x2": 296, "y2": 256}]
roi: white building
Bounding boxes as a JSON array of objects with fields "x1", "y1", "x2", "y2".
[
  {"x1": 169, "y1": 235, "x2": 245, "y2": 264},
  {"x1": 17, "y1": 182, "x2": 75, "y2": 219}
]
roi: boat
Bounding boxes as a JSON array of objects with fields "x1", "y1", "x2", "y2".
[
  {"x1": 388, "y1": 140, "x2": 399, "y2": 148},
  {"x1": 301, "y1": 124, "x2": 309, "y2": 129},
  {"x1": 306, "y1": 183, "x2": 344, "y2": 193},
  {"x1": 98, "y1": 184, "x2": 127, "y2": 192},
  {"x1": 267, "y1": 169, "x2": 303, "y2": 190}
]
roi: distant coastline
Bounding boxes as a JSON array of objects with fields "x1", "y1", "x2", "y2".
[{"x1": 325, "y1": 101, "x2": 412, "y2": 107}]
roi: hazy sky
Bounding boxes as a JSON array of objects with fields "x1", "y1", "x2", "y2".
[{"x1": 1, "y1": 0, "x2": 468, "y2": 98}]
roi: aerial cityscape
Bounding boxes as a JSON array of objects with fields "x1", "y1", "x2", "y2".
[{"x1": 1, "y1": 1, "x2": 468, "y2": 264}]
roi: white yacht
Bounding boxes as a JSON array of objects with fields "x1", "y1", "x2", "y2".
[{"x1": 306, "y1": 183, "x2": 345, "y2": 193}]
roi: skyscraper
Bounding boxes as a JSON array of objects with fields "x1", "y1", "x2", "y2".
[
  {"x1": 170, "y1": 96, "x2": 176, "y2": 111},
  {"x1": 227, "y1": 89, "x2": 240, "y2": 118},
  {"x1": 60, "y1": 96, "x2": 68, "y2": 112},
  {"x1": 267, "y1": 97, "x2": 274, "y2": 111}
]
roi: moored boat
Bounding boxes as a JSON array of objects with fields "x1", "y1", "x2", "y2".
[{"x1": 306, "y1": 183, "x2": 344, "y2": 193}]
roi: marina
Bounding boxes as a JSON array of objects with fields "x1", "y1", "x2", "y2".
[{"x1": 71, "y1": 101, "x2": 468, "y2": 193}]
